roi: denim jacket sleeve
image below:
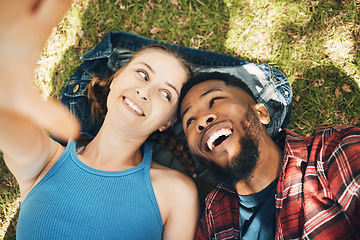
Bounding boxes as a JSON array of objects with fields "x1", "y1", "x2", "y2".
[{"x1": 60, "y1": 31, "x2": 293, "y2": 183}]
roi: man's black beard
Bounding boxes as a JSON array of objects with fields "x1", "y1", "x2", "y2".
[
  {"x1": 200, "y1": 135, "x2": 259, "y2": 186},
  {"x1": 222, "y1": 136, "x2": 259, "y2": 185},
  {"x1": 194, "y1": 107, "x2": 261, "y2": 186}
]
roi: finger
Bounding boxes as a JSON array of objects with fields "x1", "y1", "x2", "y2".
[
  {"x1": 0, "y1": 0, "x2": 56, "y2": 25},
  {"x1": 34, "y1": 0, "x2": 73, "y2": 40},
  {"x1": 0, "y1": 0, "x2": 73, "y2": 66},
  {"x1": 0, "y1": 0, "x2": 36, "y2": 22}
]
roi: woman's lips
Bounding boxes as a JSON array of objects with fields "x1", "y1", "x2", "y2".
[{"x1": 123, "y1": 97, "x2": 145, "y2": 116}]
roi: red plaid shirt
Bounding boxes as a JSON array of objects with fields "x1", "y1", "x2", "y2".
[{"x1": 196, "y1": 126, "x2": 360, "y2": 240}]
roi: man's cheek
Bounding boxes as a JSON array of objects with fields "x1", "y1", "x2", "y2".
[
  {"x1": 189, "y1": 143, "x2": 197, "y2": 154},
  {"x1": 188, "y1": 138, "x2": 199, "y2": 154}
]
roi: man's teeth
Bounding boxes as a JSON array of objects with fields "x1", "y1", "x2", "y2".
[
  {"x1": 125, "y1": 98, "x2": 144, "y2": 115},
  {"x1": 207, "y1": 128, "x2": 232, "y2": 151}
]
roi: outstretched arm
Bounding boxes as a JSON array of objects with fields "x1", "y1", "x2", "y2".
[
  {"x1": 0, "y1": 0, "x2": 79, "y2": 141},
  {"x1": 0, "y1": 0, "x2": 79, "y2": 197},
  {"x1": 0, "y1": 109, "x2": 58, "y2": 197}
]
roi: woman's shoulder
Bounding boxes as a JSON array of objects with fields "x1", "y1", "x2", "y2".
[
  {"x1": 150, "y1": 161, "x2": 199, "y2": 238},
  {"x1": 150, "y1": 162, "x2": 198, "y2": 206},
  {"x1": 150, "y1": 161, "x2": 193, "y2": 182}
]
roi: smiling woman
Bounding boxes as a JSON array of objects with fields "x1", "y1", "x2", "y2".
[
  {"x1": 89, "y1": 46, "x2": 189, "y2": 139},
  {"x1": 0, "y1": 1, "x2": 200, "y2": 238}
]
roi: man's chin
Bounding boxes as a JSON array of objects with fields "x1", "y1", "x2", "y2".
[
  {"x1": 194, "y1": 136, "x2": 259, "y2": 186},
  {"x1": 193, "y1": 153, "x2": 236, "y2": 184},
  {"x1": 224, "y1": 136, "x2": 259, "y2": 184}
]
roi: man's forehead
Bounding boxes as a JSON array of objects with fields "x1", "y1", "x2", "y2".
[
  {"x1": 186, "y1": 80, "x2": 226, "y2": 98},
  {"x1": 180, "y1": 79, "x2": 255, "y2": 117},
  {"x1": 181, "y1": 80, "x2": 225, "y2": 115}
]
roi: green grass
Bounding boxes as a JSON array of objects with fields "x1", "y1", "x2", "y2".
[
  {"x1": 0, "y1": 154, "x2": 20, "y2": 240},
  {"x1": 1, "y1": 0, "x2": 360, "y2": 238}
]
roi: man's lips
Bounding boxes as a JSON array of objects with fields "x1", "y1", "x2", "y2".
[
  {"x1": 200, "y1": 121, "x2": 233, "y2": 152},
  {"x1": 123, "y1": 97, "x2": 145, "y2": 116},
  {"x1": 206, "y1": 128, "x2": 232, "y2": 151}
]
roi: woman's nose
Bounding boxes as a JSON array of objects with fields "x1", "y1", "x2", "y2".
[
  {"x1": 136, "y1": 88, "x2": 149, "y2": 101},
  {"x1": 197, "y1": 114, "x2": 217, "y2": 132}
]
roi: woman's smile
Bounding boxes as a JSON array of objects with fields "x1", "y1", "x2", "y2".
[{"x1": 123, "y1": 96, "x2": 145, "y2": 116}]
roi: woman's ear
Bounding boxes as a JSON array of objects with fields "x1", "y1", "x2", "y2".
[
  {"x1": 253, "y1": 103, "x2": 270, "y2": 125},
  {"x1": 159, "y1": 117, "x2": 177, "y2": 132},
  {"x1": 110, "y1": 70, "x2": 122, "y2": 90}
]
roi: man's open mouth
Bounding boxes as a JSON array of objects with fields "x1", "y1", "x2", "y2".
[{"x1": 206, "y1": 127, "x2": 233, "y2": 151}]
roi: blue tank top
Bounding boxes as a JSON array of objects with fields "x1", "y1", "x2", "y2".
[{"x1": 16, "y1": 141, "x2": 163, "y2": 239}]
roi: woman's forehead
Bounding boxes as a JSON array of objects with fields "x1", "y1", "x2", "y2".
[
  {"x1": 131, "y1": 51, "x2": 187, "y2": 87},
  {"x1": 132, "y1": 51, "x2": 181, "y2": 69},
  {"x1": 133, "y1": 50, "x2": 173, "y2": 62}
]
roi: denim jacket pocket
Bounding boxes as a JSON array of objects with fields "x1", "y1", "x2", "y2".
[{"x1": 61, "y1": 77, "x2": 102, "y2": 138}]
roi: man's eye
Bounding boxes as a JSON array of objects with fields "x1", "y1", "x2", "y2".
[
  {"x1": 210, "y1": 97, "x2": 224, "y2": 107},
  {"x1": 186, "y1": 118, "x2": 195, "y2": 128},
  {"x1": 160, "y1": 90, "x2": 172, "y2": 101},
  {"x1": 138, "y1": 71, "x2": 148, "y2": 81}
]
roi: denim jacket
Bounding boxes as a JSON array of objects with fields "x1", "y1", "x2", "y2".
[{"x1": 60, "y1": 31, "x2": 293, "y2": 184}]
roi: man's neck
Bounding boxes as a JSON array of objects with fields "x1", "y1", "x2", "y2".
[{"x1": 234, "y1": 135, "x2": 283, "y2": 195}]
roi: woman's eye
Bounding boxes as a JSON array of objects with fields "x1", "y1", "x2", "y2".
[
  {"x1": 160, "y1": 90, "x2": 172, "y2": 101},
  {"x1": 138, "y1": 71, "x2": 148, "y2": 81},
  {"x1": 210, "y1": 97, "x2": 224, "y2": 107}
]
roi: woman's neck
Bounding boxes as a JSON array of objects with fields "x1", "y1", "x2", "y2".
[{"x1": 77, "y1": 122, "x2": 148, "y2": 171}]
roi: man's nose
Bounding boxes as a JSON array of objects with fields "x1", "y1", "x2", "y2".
[{"x1": 197, "y1": 113, "x2": 217, "y2": 132}]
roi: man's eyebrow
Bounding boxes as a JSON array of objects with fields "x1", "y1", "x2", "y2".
[
  {"x1": 182, "y1": 88, "x2": 223, "y2": 117},
  {"x1": 182, "y1": 106, "x2": 190, "y2": 118},
  {"x1": 200, "y1": 88, "x2": 222, "y2": 97}
]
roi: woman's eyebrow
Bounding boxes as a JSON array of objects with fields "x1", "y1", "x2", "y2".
[
  {"x1": 139, "y1": 62, "x2": 154, "y2": 73},
  {"x1": 166, "y1": 82, "x2": 179, "y2": 96},
  {"x1": 138, "y1": 62, "x2": 179, "y2": 96}
]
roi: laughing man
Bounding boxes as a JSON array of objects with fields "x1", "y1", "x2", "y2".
[{"x1": 179, "y1": 72, "x2": 360, "y2": 240}]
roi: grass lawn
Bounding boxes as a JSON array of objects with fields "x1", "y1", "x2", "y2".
[{"x1": 1, "y1": 0, "x2": 359, "y2": 238}]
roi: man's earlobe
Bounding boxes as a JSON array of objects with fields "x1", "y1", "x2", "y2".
[
  {"x1": 159, "y1": 118, "x2": 177, "y2": 132},
  {"x1": 254, "y1": 103, "x2": 270, "y2": 125}
]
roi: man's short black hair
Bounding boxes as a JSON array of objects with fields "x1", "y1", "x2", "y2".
[{"x1": 178, "y1": 72, "x2": 257, "y2": 118}]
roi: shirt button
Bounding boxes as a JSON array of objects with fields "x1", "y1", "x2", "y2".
[{"x1": 73, "y1": 84, "x2": 80, "y2": 93}]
